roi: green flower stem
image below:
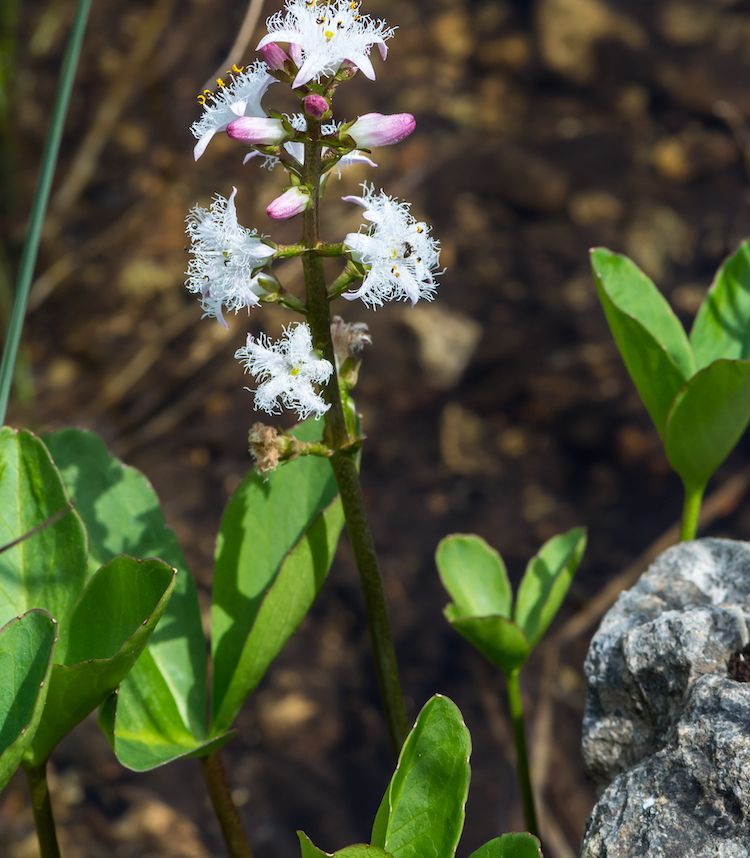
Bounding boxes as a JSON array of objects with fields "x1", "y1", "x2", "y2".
[
  {"x1": 680, "y1": 482, "x2": 705, "y2": 542},
  {"x1": 200, "y1": 750, "x2": 254, "y2": 858},
  {"x1": 24, "y1": 763, "x2": 61, "y2": 858},
  {"x1": 328, "y1": 263, "x2": 361, "y2": 299},
  {"x1": 505, "y1": 670, "x2": 539, "y2": 839},
  {"x1": 315, "y1": 241, "x2": 347, "y2": 257},
  {"x1": 274, "y1": 242, "x2": 346, "y2": 259},
  {"x1": 301, "y1": 121, "x2": 408, "y2": 753},
  {"x1": 0, "y1": 0, "x2": 92, "y2": 424}
]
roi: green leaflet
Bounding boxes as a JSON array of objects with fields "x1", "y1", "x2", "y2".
[
  {"x1": 591, "y1": 248, "x2": 691, "y2": 437},
  {"x1": 25, "y1": 556, "x2": 175, "y2": 766},
  {"x1": 664, "y1": 359, "x2": 750, "y2": 492},
  {"x1": 514, "y1": 528, "x2": 586, "y2": 648},
  {"x1": 691, "y1": 239, "x2": 750, "y2": 368},
  {"x1": 211, "y1": 420, "x2": 344, "y2": 734},
  {"x1": 468, "y1": 834, "x2": 543, "y2": 858},
  {"x1": 371, "y1": 695, "x2": 471, "y2": 858},
  {"x1": 0, "y1": 610, "x2": 56, "y2": 789},
  {"x1": 45, "y1": 428, "x2": 214, "y2": 770},
  {"x1": 298, "y1": 832, "x2": 393, "y2": 858}
]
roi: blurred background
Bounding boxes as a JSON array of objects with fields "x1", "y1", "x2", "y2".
[{"x1": 3, "y1": 0, "x2": 750, "y2": 855}]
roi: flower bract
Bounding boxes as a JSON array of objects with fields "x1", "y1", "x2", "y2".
[
  {"x1": 191, "y1": 62, "x2": 275, "y2": 160},
  {"x1": 235, "y1": 323, "x2": 333, "y2": 419},
  {"x1": 185, "y1": 187, "x2": 274, "y2": 325},
  {"x1": 342, "y1": 184, "x2": 441, "y2": 307},
  {"x1": 257, "y1": 0, "x2": 395, "y2": 89}
]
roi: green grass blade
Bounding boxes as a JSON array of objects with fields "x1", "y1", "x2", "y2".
[{"x1": 0, "y1": 0, "x2": 93, "y2": 422}]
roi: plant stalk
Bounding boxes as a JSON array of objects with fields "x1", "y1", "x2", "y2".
[
  {"x1": 200, "y1": 750, "x2": 254, "y2": 858},
  {"x1": 680, "y1": 482, "x2": 705, "y2": 542},
  {"x1": 505, "y1": 670, "x2": 539, "y2": 838},
  {"x1": 0, "y1": 0, "x2": 93, "y2": 424},
  {"x1": 300, "y1": 123, "x2": 408, "y2": 753},
  {"x1": 24, "y1": 763, "x2": 61, "y2": 858}
]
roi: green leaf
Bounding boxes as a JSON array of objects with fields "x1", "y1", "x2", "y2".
[
  {"x1": 371, "y1": 695, "x2": 471, "y2": 858},
  {"x1": 210, "y1": 421, "x2": 345, "y2": 734},
  {"x1": 44, "y1": 428, "x2": 213, "y2": 770},
  {"x1": 0, "y1": 610, "x2": 57, "y2": 790},
  {"x1": 664, "y1": 359, "x2": 750, "y2": 490},
  {"x1": 691, "y1": 240, "x2": 750, "y2": 369},
  {"x1": 298, "y1": 832, "x2": 393, "y2": 858},
  {"x1": 468, "y1": 834, "x2": 543, "y2": 858},
  {"x1": 514, "y1": 528, "x2": 586, "y2": 648},
  {"x1": 444, "y1": 611, "x2": 530, "y2": 675},
  {"x1": 25, "y1": 556, "x2": 175, "y2": 765},
  {"x1": 591, "y1": 248, "x2": 692, "y2": 436},
  {"x1": 0, "y1": 427, "x2": 87, "y2": 630},
  {"x1": 436, "y1": 535, "x2": 512, "y2": 620}
]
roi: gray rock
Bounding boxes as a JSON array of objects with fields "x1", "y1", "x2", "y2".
[{"x1": 581, "y1": 539, "x2": 750, "y2": 856}]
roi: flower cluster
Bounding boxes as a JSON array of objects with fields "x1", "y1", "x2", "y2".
[{"x1": 185, "y1": 0, "x2": 443, "y2": 422}]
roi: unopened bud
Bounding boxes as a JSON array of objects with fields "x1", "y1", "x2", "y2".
[
  {"x1": 266, "y1": 186, "x2": 312, "y2": 220},
  {"x1": 335, "y1": 59, "x2": 359, "y2": 81},
  {"x1": 303, "y1": 94, "x2": 330, "y2": 121},
  {"x1": 331, "y1": 316, "x2": 372, "y2": 360},
  {"x1": 331, "y1": 316, "x2": 371, "y2": 390},
  {"x1": 227, "y1": 116, "x2": 287, "y2": 145},
  {"x1": 347, "y1": 113, "x2": 416, "y2": 148},
  {"x1": 259, "y1": 43, "x2": 291, "y2": 71}
]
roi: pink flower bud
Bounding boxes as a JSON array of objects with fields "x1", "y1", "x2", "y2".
[
  {"x1": 227, "y1": 116, "x2": 287, "y2": 145},
  {"x1": 266, "y1": 186, "x2": 311, "y2": 220},
  {"x1": 347, "y1": 113, "x2": 416, "y2": 148},
  {"x1": 303, "y1": 94, "x2": 330, "y2": 120},
  {"x1": 259, "y1": 43, "x2": 291, "y2": 71}
]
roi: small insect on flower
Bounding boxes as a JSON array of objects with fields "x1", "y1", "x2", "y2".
[
  {"x1": 235, "y1": 323, "x2": 334, "y2": 419},
  {"x1": 342, "y1": 184, "x2": 442, "y2": 307},
  {"x1": 191, "y1": 61, "x2": 275, "y2": 160},
  {"x1": 185, "y1": 187, "x2": 275, "y2": 325},
  {"x1": 257, "y1": 0, "x2": 395, "y2": 89}
]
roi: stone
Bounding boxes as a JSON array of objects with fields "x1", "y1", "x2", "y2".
[{"x1": 581, "y1": 539, "x2": 750, "y2": 857}]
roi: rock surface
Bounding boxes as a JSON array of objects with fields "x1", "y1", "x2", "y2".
[{"x1": 581, "y1": 539, "x2": 750, "y2": 857}]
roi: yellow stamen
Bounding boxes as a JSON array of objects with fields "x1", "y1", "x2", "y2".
[
  {"x1": 324, "y1": 29, "x2": 335, "y2": 40},
  {"x1": 290, "y1": 366, "x2": 301, "y2": 376}
]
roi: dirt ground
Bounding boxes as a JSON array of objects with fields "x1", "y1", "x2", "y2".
[{"x1": 3, "y1": 0, "x2": 750, "y2": 856}]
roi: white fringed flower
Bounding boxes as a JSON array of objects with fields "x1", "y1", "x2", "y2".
[
  {"x1": 185, "y1": 187, "x2": 274, "y2": 325},
  {"x1": 257, "y1": 0, "x2": 394, "y2": 88},
  {"x1": 342, "y1": 184, "x2": 441, "y2": 307},
  {"x1": 235, "y1": 323, "x2": 333, "y2": 419},
  {"x1": 191, "y1": 62, "x2": 275, "y2": 159}
]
